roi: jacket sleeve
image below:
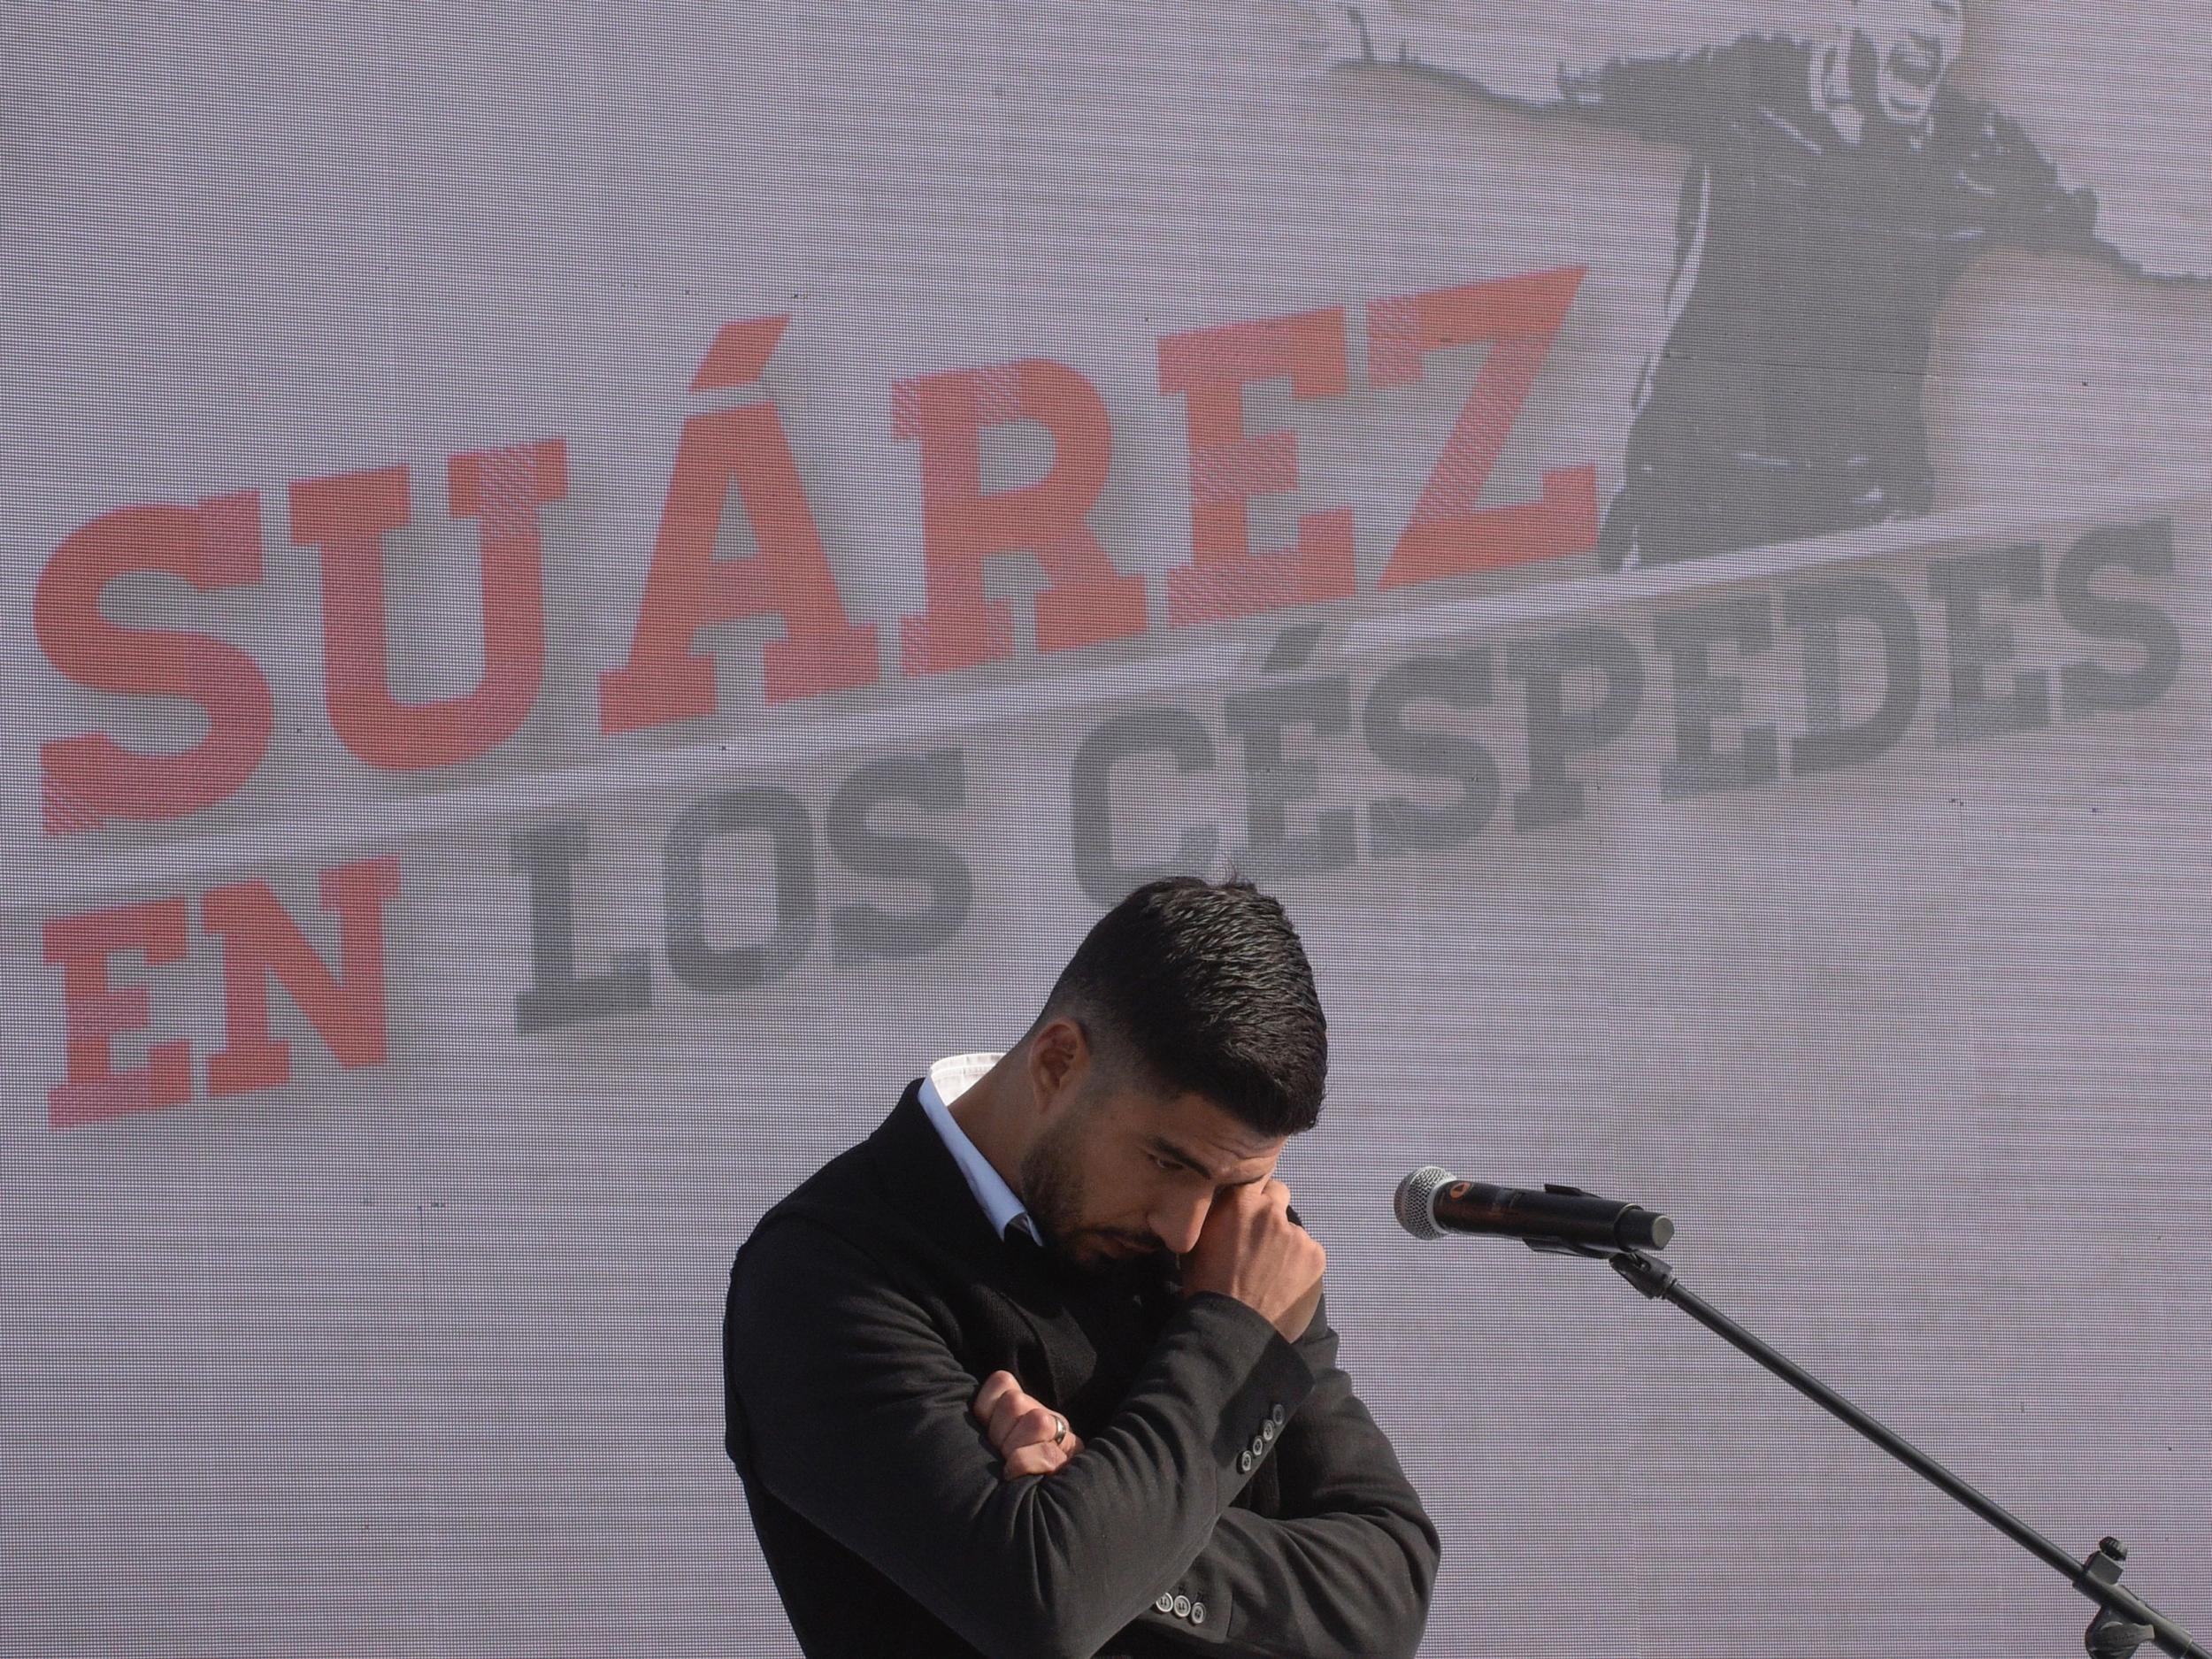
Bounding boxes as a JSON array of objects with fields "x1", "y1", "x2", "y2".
[
  {"x1": 1125, "y1": 1292, "x2": 1440, "y2": 1658},
  {"x1": 723, "y1": 1216, "x2": 1317, "y2": 1659}
]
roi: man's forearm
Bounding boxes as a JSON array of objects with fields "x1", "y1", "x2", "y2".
[
  {"x1": 1157, "y1": 1506, "x2": 1437, "y2": 1658},
  {"x1": 1110, "y1": 1300, "x2": 1440, "y2": 1656}
]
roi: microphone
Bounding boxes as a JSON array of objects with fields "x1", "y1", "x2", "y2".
[{"x1": 1394, "y1": 1165, "x2": 1674, "y2": 1253}]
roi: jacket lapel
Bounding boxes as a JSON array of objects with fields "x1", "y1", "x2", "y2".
[
  {"x1": 859, "y1": 1083, "x2": 1078, "y2": 1407},
  {"x1": 856, "y1": 1083, "x2": 1179, "y2": 1432}
]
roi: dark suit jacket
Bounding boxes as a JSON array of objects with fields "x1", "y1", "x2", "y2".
[{"x1": 722, "y1": 1083, "x2": 1439, "y2": 1659}]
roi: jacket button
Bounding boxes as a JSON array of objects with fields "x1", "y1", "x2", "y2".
[
  {"x1": 1261, "y1": 1418, "x2": 1278, "y2": 1444},
  {"x1": 1250, "y1": 1433, "x2": 1266, "y2": 1459},
  {"x1": 1190, "y1": 1601, "x2": 1207, "y2": 1625},
  {"x1": 1271, "y1": 1402, "x2": 1287, "y2": 1427},
  {"x1": 1237, "y1": 1448, "x2": 1253, "y2": 1474},
  {"x1": 1155, "y1": 1592, "x2": 1176, "y2": 1614},
  {"x1": 1173, "y1": 1594, "x2": 1192, "y2": 1618}
]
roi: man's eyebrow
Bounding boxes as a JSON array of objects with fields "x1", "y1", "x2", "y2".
[{"x1": 1146, "y1": 1135, "x2": 1269, "y2": 1187}]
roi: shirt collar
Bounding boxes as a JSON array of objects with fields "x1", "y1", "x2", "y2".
[{"x1": 917, "y1": 1052, "x2": 1038, "y2": 1244}]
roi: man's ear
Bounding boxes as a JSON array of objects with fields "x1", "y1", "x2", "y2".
[{"x1": 1025, "y1": 1015, "x2": 1091, "y2": 1117}]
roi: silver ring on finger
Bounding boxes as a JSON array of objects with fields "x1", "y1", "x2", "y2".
[{"x1": 1051, "y1": 1413, "x2": 1067, "y2": 1447}]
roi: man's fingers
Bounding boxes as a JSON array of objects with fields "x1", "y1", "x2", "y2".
[
  {"x1": 1001, "y1": 1442, "x2": 1068, "y2": 1480},
  {"x1": 971, "y1": 1370, "x2": 1019, "y2": 1425},
  {"x1": 991, "y1": 1400, "x2": 1064, "y2": 1455},
  {"x1": 998, "y1": 1431, "x2": 1085, "y2": 1480},
  {"x1": 973, "y1": 1375, "x2": 1084, "y2": 1464},
  {"x1": 984, "y1": 1386, "x2": 1059, "y2": 1454},
  {"x1": 1217, "y1": 1178, "x2": 1276, "y2": 1224},
  {"x1": 985, "y1": 1385, "x2": 1037, "y2": 1448}
]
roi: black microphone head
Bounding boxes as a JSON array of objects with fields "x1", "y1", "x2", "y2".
[{"x1": 1394, "y1": 1165, "x2": 1455, "y2": 1240}]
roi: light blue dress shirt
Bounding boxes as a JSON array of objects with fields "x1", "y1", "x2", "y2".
[{"x1": 917, "y1": 1052, "x2": 1039, "y2": 1243}]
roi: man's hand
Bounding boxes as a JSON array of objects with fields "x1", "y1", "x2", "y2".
[
  {"x1": 972, "y1": 1371, "x2": 1085, "y2": 1480},
  {"x1": 1179, "y1": 1177, "x2": 1326, "y2": 1343}
]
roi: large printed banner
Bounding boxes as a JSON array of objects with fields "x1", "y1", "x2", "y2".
[
  {"x1": 7, "y1": 1, "x2": 2210, "y2": 1654},
  {"x1": 11, "y1": 499, "x2": 2208, "y2": 1655}
]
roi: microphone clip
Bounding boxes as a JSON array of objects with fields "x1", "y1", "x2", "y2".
[{"x1": 1520, "y1": 1184, "x2": 1628, "y2": 1260}]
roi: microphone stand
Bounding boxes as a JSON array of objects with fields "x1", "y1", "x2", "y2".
[{"x1": 1548, "y1": 1240, "x2": 2204, "y2": 1658}]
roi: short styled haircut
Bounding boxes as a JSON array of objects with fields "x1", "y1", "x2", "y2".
[{"x1": 1040, "y1": 876, "x2": 1327, "y2": 1138}]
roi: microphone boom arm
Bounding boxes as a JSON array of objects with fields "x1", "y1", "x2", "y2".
[{"x1": 1604, "y1": 1248, "x2": 2205, "y2": 1659}]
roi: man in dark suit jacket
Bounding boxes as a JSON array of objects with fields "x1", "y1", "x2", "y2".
[{"x1": 723, "y1": 877, "x2": 1439, "y2": 1657}]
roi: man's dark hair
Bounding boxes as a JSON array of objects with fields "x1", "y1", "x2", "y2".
[{"x1": 1039, "y1": 876, "x2": 1326, "y2": 1138}]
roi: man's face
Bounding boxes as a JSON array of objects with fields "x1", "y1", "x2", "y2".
[
  {"x1": 1853, "y1": 0, "x2": 1966, "y2": 127},
  {"x1": 1018, "y1": 1044, "x2": 1285, "y2": 1277}
]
